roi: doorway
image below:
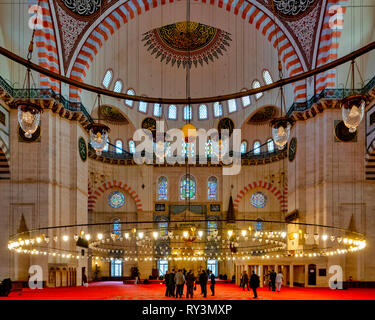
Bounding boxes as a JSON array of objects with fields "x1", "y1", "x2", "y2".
[{"x1": 308, "y1": 264, "x2": 316, "y2": 286}]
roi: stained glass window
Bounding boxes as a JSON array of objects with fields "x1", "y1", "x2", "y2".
[
  {"x1": 159, "y1": 221, "x2": 168, "y2": 237},
  {"x1": 158, "y1": 259, "x2": 168, "y2": 277},
  {"x1": 252, "y1": 80, "x2": 263, "y2": 100},
  {"x1": 250, "y1": 192, "x2": 267, "y2": 208},
  {"x1": 208, "y1": 176, "x2": 218, "y2": 200},
  {"x1": 267, "y1": 139, "x2": 274, "y2": 153},
  {"x1": 108, "y1": 191, "x2": 125, "y2": 208},
  {"x1": 168, "y1": 105, "x2": 177, "y2": 119},
  {"x1": 208, "y1": 220, "x2": 217, "y2": 236},
  {"x1": 112, "y1": 218, "x2": 121, "y2": 236},
  {"x1": 263, "y1": 70, "x2": 273, "y2": 85},
  {"x1": 125, "y1": 89, "x2": 135, "y2": 107},
  {"x1": 113, "y1": 80, "x2": 123, "y2": 93},
  {"x1": 180, "y1": 175, "x2": 196, "y2": 200},
  {"x1": 255, "y1": 219, "x2": 264, "y2": 231},
  {"x1": 240, "y1": 141, "x2": 247, "y2": 154},
  {"x1": 253, "y1": 141, "x2": 261, "y2": 155},
  {"x1": 111, "y1": 259, "x2": 123, "y2": 277},
  {"x1": 115, "y1": 139, "x2": 123, "y2": 154},
  {"x1": 199, "y1": 104, "x2": 208, "y2": 119},
  {"x1": 205, "y1": 139, "x2": 213, "y2": 156},
  {"x1": 157, "y1": 176, "x2": 168, "y2": 200},
  {"x1": 129, "y1": 140, "x2": 135, "y2": 154},
  {"x1": 213, "y1": 102, "x2": 223, "y2": 117},
  {"x1": 228, "y1": 99, "x2": 237, "y2": 113},
  {"x1": 182, "y1": 142, "x2": 195, "y2": 157},
  {"x1": 184, "y1": 105, "x2": 192, "y2": 120},
  {"x1": 102, "y1": 70, "x2": 113, "y2": 88}
]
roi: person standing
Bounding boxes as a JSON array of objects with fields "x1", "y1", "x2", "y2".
[
  {"x1": 276, "y1": 271, "x2": 284, "y2": 292},
  {"x1": 186, "y1": 270, "x2": 195, "y2": 298},
  {"x1": 209, "y1": 270, "x2": 216, "y2": 296},
  {"x1": 270, "y1": 270, "x2": 277, "y2": 291},
  {"x1": 266, "y1": 271, "x2": 272, "y2": 291},
  {"x1": 164, "y1": 270, "x2": 170, "y2": 297},
  {"x1": 175, "y1": 269, "x2": 185, "y2": 298},
  {"x1": 250, "y1": 271, "x2": 260, "y2": 299},
  {"x1": 242, "y1": 270, "x2": 249, "y2": 291},
  {"x1": 169, "y1": 269, "x2": 176, "y2": 297},
  {"x1": 199, "y1": 270, "x2": 208, "y2": 297}
]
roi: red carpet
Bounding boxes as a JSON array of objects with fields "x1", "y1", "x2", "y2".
[{"x1": 1, "y1": 282, "x2": 375, "y2": 300}]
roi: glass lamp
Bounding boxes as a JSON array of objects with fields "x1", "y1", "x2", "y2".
[
  {"x1": 16, "y1": 101, "x2": 41, "y2": 138},
  {"x1": 341, "y1": 95, "x2": 366, "y2": 133},
  {"x1": 270, "y1": 117, "x2": 294, "y2": 150},
  {"x1": 87, "y1": 123, "x2": 110, "y2": 155}
]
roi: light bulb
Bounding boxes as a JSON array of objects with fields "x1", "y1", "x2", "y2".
[
  {"x1": 36, "y1": 237, "x2": 42, "y2": 243},
  {"x1": 85, "y1": 234, "x2": 91, "y2": 241},
  {"x1": 153, "y1": 232, "x2": 158, "y2": 239},
  {"x1": 281, "y1": 232, "x2": 286, "y2": 238},
  {"x1": 138, "y1": 232, "x2": 144, "y2": 239},
  {"x1": 293, "y1": 232, "x2": 299, "y2": 240},
  {"x1": 227, "y1": 230, "x2": 233, "y2": 237},
  {"x1": 183, "y1": 231, "x2": 189, "y2": 238},
  {"x1": 97, "y1": 233, "x2": 103, "y2": 240},
  {"x1": 322, "y1": 234, "x2": 328, "y2": 241},
  {"x1": 124, "y1": 233, "x2": 129, "y2": 239},
  {"x1": 63, "y1": 235, "x2": 69, "y2": 242},
  {"x1": 198, "y1": 231, "x2": 203, "y2": 237},
  {"x1": 241, "y1": 230, "x2": 247, "y2": 237}
]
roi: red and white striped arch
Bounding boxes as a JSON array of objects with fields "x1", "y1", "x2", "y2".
[
  {"x1": 88, "y1": 179, "x2": 143, "y2": 212},
  {"x1": 66, "y1": 0, "x2": 305, "y2": 102},
  {"x1": 233, "y1": 180, "x2": 288, "y2": 213},
  {"x1": 29, "y1": 0, "x2": 61, "y2": 92},
  {"x1": 315, "y1": 0, "x2": 347, "y2": 93}
]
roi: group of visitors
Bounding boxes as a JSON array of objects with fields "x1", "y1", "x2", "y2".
[
  {"x1": 240, "y1": 269, "x2": 284, "y2": 298},
  {"x1": 164, "y1": 269, "x2": 215, "y2": 298}
]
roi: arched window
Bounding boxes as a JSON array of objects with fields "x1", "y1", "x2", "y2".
[
  {"x1": 263, "y1": 70, "x2": 273, "y2": 85},
  {"x1": 240, "y1": 141, "x2": 247, "y2": 154},
  {"x1": 184, "y1": 105, "x2": 192, "y2": 120},
  {"x1": 113, "y1": 80, "x2": 123, "y2": 93},
  {"x1": 252, "y1": 80, "x2": 263, "y2": 100},
  {"x1": 129, "y1": 140, "x2": 135, "y2": 154},
  {"x1": 182, "y1": 142, "x2": 195, "y2": 157},
  {"x1": 207, "y1": 176, "x2": 218, "y2": 200},
  {"x1": 241, "y1": 89, "x2": 251, "y2": 107},
  {"x1": 267, "y1": 139, "x2": 274, "y2": 153},
  {"x1": 157, "y1": 176, "x2": 168, "y2": 200},
  {"x1": 159, "y1": 219, "x2": 168, "y2": 237},
  {"x1": 138, "y1": 100, "x2": 147, "y2": 113},
  {"x1": 153, "y1": 103, "x2": 162, "y2": 117},
  {"x1": 199, "y1": 104, "x2": 208, "y2": 119},
  {"x1": 112, "y1": 218, "x2": 121, "y2": 236},
  {"x1": 111, "y1": 259, "x2": 122, "y2": 277},
  {"x1": 102, "y1": 70, "x2": 113, "y2": 88},
  {"x1": 180, "y1": 174, "x2": 196, "y2": 200},
  {"x1": 115, "y1": 139, "x2": 123, "y2": 154},
  {"x1": 253, "y1": 141, "x2": 261, "y2": 155},
  {"x1": 103, "y1": 137, "x2": 110, "y2": 152},
  {"x1": 125, "y1": 89, "x2": 135, "y2": 107},
  {"x1": 208, "y1": 220, "x2": 217, "y2": 236},
  {"x1": 213, "y1": 102, "x2": 223, "y2": 117},
  {"x1": 158, "y1": 259, "x2": 168, "y2": 277},
  {"x1": 228, "y1": 99, "x2": 237, "y2": 113},
  {"x1": 168, "y1": 105, "x2": 177, "y2": 120}
]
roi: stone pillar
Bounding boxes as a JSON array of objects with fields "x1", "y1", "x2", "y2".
[
  {"x1": 304, "y1": 264, "x2": 309, "y2": 287},
  {"x1": 290, "y1": 264, "x2": 294, "y2": 287},
  {"x1": 260, "y1": 265, "x2": 263, "y2": 287}
]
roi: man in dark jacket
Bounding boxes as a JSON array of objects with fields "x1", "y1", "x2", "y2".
[
  {"x1": 164, "y1": 270, "x2": 170, "y2": 297},
  {"x1": 169, "y1": 269, "x2": 176, "y2": 297},
  {"x1": 270, "y1": 270, "x2": 277, "y2": 291},
  {"x1": 250, "y1": 271, "x2": 260, "y2": 299},
  {"x1": 242, "y1": 270, "x2": 249, "y2": 291},
  {"x1": 209, "y1": 270, "x2": 216, "y2": 296},
  {"x1": 199, "y1": 270, "x2": 208, "y2": 297},
  {"x1": 186, "y1": 270, "x2": 195, "y2": 298}
]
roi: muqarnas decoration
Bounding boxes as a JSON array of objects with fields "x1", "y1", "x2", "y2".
[{"x1": 142, "y1": 21, "x2": 232, "y2": 69}]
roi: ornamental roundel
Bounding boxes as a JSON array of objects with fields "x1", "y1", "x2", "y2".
[
  {"x1": 108, "y1": 191, "x2": 125, "y2": 209},
  {"x1": 251, "y1": 192, "x2": 267, "y2": 208},
  {"x1": 217, "y1": 118, "x2": 235, "y2": 137},
  {"x1": 142, "y1": 21, "x2": 232, "y2": 69},
  {"x1": 61, "y1": 0, "x2": 102, "y2": 16},
  {"x1": 273, "y1": 0, "x2": 317, "y2": 17},
  {"x1": 78, "y1": 136, "x2": 87, "y2": 162}
]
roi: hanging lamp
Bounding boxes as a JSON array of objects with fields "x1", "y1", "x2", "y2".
[
  {"x1": 341, "y1": 60, "x2": 366, "y2": 133},
  {"x1": 87, "y1": 95, "x2": 110, "y2": 155},
  {"x1": 269, "y1": 61, "x2": 295, "y2": 150},
  {"x1": 17, "y1": 21, "x2": 42, "y2": 138}
]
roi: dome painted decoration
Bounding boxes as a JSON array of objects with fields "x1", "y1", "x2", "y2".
[
  {"x1": 273, "y1": 0, "x2": 317, "y2": 17},
  {"x1": 141, "y1": 21, "x2": 232, "y2": 68},
  {"x1": 108, "y1": 191, "x2": 125, "y2": 208},
  {"x1": 248, "y1": 106, "x2": 278, "y2": 124},
  {"x1": 218, "y1": 118, "x2": 235, "y2": 137},
  {"x1": 60, "y1": 0, "x2": 102, "y2": 16},
  {"x1": 142, "y1": 117, "x2": 157, "y2": 140},
  {"x1": 99, "y1": 105, "x2": 129, "y2": 124}
]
